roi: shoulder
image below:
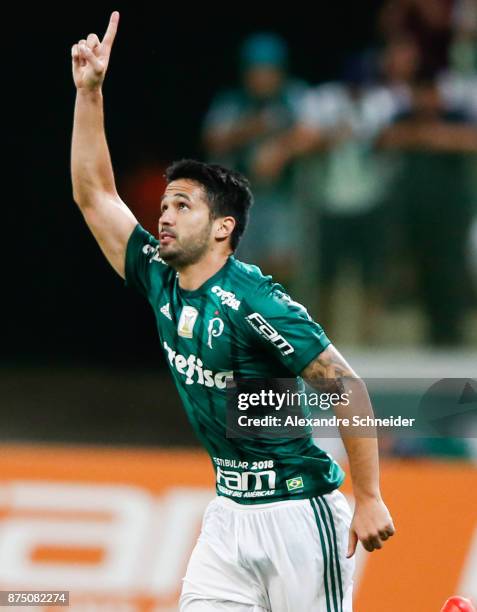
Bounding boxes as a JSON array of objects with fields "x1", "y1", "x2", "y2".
[
  {"x1": 206, "y1": 258, "x2": 270, "y2": 313},
  {"x1": 226, "y1": 258, "x2": 309, "y2": 317},
  {"x1": 209, "y1": 258, "x2": 274, "y2": 313},
  {"x1": 227, "y1": 257, "x2": 274, "y2": 296}
]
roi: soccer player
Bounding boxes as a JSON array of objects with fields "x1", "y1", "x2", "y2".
[{"x1": 71, "y1": 12, "x2": 395, "y2": 612}]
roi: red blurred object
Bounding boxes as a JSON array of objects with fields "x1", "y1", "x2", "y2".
[
  {"x1": 120, "y1": 162, "x2": 168, "y2": 236},
  {"x1": 441, "y1": 597, "x2": 476, "y2": 612}
]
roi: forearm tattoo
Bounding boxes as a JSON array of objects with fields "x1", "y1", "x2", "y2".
[{"x1": 301, "y1": 346, "x2": 355, "y2": 395}]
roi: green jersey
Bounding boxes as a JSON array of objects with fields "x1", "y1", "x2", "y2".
[{"x1": 125, "y1": 224, "x2": 344, "y2": 504}]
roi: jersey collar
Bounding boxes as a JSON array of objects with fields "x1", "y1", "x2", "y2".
[{"x1": 176, "y1": 255, "x2": 235, "y2": 299}]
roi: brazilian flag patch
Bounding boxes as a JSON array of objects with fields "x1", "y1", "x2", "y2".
[{"x1": 286, "y1": 476, "x2": 304, "y2": 491}]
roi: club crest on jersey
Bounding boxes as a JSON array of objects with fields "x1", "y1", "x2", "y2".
[
  {"x1": 207, "y1": 317, "x2": 224, "y2": 349},
  {"x1": 178, "y1": 306, "x2": 199, "y2": 338}
]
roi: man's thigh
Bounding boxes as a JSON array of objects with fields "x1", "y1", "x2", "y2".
[
  {"x1": 180, "y1": 498, "x2": 267, "y2": 611},
  {"x1": 180, "y1": 538, "x2": 264, "y2": 609},
  {"x1": 263, "y1": 490, "x2": 355, "y2": 612},
  {"x1": 180, "y1": 492, "x2": 355, "y2": 612}
]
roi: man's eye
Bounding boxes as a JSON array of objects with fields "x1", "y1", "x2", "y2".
[{"x1": 178, "y1": 202, "x2": 189, "y2": 210}]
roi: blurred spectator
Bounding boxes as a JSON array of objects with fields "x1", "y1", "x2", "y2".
[
  {"x1": 470, "y1": 214, "x2": 477, "y2": 286},
  {"x1": 438, "y1": 68, "x2": 477, "y2": 121},
  {"x1": 379, "y1": 78, "x2": 477, "y2": 345},
  {"x1": 450, "y1": 0, "x2": 477, "y2": 74},
  {"x1": 269, "y1": 57, "x2": 408, "y2": 344},
  {"x1": 378, "y1": 2, "x2": 477, "y2": 327},
  {"x1": 379, "y1": 33, "x2": 421, "y2": 98},
  {"x1": 438, "y1": 0, "x2": 477, "y2": 121},
  {"x1": 447, "y1": 1, "x2": 477, "y2": 309},
  {"x1": 379, "y1": 0, "x2": 455, "y2": 76},
  {"x1": 201, "y1": 33, "x2": 308, "y2": 285}
]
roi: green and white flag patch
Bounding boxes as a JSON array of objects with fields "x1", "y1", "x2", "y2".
[{"x1": 286, "y1": 476, "x2": 304, "y2": 491}]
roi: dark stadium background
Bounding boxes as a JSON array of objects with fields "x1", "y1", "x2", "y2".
[{"x1": 3, "y1": 2, "x2": 381, "y2": 366}]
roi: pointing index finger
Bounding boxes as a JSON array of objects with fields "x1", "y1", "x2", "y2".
[{"x1": 101, "y1": 11, "x2": 120, "y2": 50}]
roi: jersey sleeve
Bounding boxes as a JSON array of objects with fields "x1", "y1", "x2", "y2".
[
  {"x1": 239, "y1": 282, "x2": 331, "y2": 375},
  {"x1": 124, "y1": 223, "x2": 169, "y2": 299}
]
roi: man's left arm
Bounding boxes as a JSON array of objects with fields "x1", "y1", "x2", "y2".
[{"x1": 301, "y1": 344, "x2": 396, "y2": 557}]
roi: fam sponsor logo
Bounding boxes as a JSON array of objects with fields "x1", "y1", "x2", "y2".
[
  {"x1": 211, "y1": 286, "x2": 241, "y2": 310},
  {"x1": 245, "y1": 313, "x2": 294, "y2": 356},
  {"x1": 163, "y1": 341, "x2": 233, "y2": 389},
  {"x1": 216, "y1": 466, "x2": 276, "y2": 493}
]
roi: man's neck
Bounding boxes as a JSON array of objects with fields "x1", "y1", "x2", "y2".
[{"x1": 176, "y1": 250, "x2": 232, "y2": 291}]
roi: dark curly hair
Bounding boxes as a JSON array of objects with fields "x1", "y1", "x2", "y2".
[{"x1": 165, "y1": 159, "x2": 254, "y2": 251}]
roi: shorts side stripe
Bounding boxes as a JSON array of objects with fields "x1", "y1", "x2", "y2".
[
  {"x1": 316, "y1": 497, "x2": 340, "y2": 612},
  {"x1": 322, "y1": 496, "x2": 344, "y2": 605},
  {"x1": 310, "y1": 498, "x2": 332, "y2": 612}
]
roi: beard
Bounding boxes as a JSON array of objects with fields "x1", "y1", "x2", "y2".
[{"x1": 159, "y1": 221, "x2": 212, "y2": 268}]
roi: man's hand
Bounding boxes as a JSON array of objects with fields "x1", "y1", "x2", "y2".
[
  {"x1": 70, "y1": 9, "x2": 137, "y2": 279},
  {"x1": 347, "y1": 496, "x2": 395, "y2": 557},
  {"x1": 71, "y1": 11, "x2": 119, "y2": 91},
  {"x1": 301, "y1": 345, "x2": 396, "y2": 558}
]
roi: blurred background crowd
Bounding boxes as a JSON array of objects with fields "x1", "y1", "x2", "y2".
[
  {"x1": 197, "y1": 0, "x2": 477, "y2": 348},
  {"x1": 2, "y1": 1, "x2": 477, "y2": 455},
  {"x1": 118, "y1": 0, "x2": 477, "y2": 350}
]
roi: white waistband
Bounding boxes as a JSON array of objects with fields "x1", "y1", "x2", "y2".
[{"x1": 214, "y1": 495, "x2": 312, "y2": 511}]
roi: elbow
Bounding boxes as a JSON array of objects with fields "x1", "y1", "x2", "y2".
[
  {"x1": 72, "y1": 186, "x2": 81, "y2": 207},
  {"x1": 72, "y1": 185, "x2": 83, "y2": 208},
  {"x1": 71, "y1": 170, "x2": 89, "y2": 208},
  {"x1": 72, "y1": 184, "x2": 90, "y2": 209},
  {"x1": 71, "y1": 178, "x2": 115, "y2": 209},
  {"x1": 71, "y1": 187, "x2": 99, "y2": 211}
]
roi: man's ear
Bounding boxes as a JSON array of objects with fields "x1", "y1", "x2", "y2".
[{"x1": 215, "y1": 216, "x2": 236, "y2": 241}]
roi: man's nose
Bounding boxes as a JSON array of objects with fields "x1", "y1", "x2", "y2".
[{"x1": 159, "y1": 209, "x2": 175, "y2": 226}]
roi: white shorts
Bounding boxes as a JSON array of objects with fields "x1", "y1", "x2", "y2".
[{"x1": 180, "y1": 490, "x2": 355, "y2": 612}]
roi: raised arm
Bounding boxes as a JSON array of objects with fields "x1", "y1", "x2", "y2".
[
  {"x1": 301, "y1": 344, "x2": 395, "y2": 557},
  {"x1": 71, "y1": 11, "x2": 138, "y2": 279}
]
